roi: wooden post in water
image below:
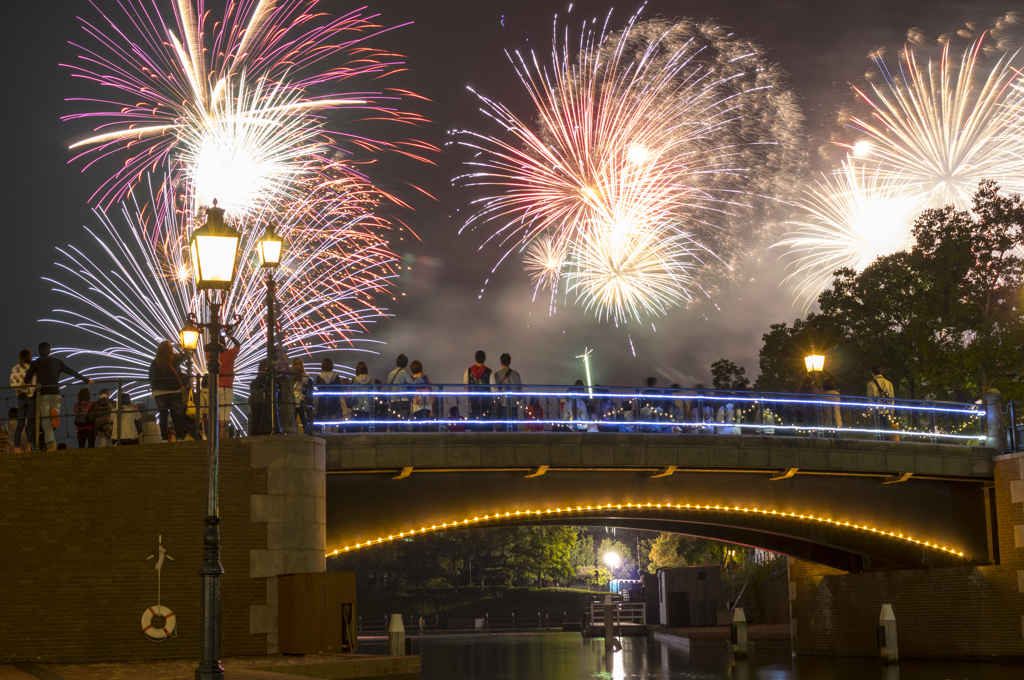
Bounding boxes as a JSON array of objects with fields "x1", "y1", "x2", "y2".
[
  {"x1": 388, "y1": 614, "x2": 405, "y2": 657},
  {"x1": 731, "y1": 607, "x2": 748, "y2": 659},
  {"x1": 879, "y1": 604, "x2": 898, "y2": 664}
]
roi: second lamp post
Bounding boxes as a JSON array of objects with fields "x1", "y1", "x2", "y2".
[{"x1": 257, "y1": 222, "x2": 285, "y2": 434}]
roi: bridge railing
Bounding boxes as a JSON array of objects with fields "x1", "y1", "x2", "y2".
[{"x1": 309, "y1": 384, "x2": 985, "y2": 445}]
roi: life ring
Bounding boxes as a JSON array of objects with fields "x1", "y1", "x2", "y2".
[{"x1": 141, "y1": 605, "x2": 176, "y2": 640}]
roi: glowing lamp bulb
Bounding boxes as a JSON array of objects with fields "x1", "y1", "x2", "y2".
[{"x1": 603, "y1": 552, "x2": 621, "y2": 569}]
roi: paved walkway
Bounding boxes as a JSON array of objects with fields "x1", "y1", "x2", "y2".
[{"x1": 0, "y1": 667, "x2": 37, "y2": 680}]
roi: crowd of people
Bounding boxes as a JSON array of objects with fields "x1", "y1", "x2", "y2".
[{"x1": 4, "y1": 339, "x2": 900, "y2": 450}]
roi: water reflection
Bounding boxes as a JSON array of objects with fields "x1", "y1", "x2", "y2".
[{"x1": 359, "y1": 632, "x2": 1022, "y2": 679}]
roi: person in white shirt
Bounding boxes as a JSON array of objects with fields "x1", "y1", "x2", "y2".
[
  {"x1": 491, "y1": 353, "x2": 522, "y2": 432},
  {"x1": 386, "y1": 354, "x2": 414, "y2": 430},
  {"x1": 110, "y1": 393, "x2": 142, "y2": 445},
  {"x1": 866, "y1": 366, "x2": 894, "y2": 399}
]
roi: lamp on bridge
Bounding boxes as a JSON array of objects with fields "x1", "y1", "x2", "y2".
[
  {"x1": 804, "y1": 346, "x2": 825, "y2": 373},
  {"x1": 187, "y1": 198, "x2": 241, "y2": 680},
  {"x1": 258, "y1": 222, "x2": 287, "y2": 434}
]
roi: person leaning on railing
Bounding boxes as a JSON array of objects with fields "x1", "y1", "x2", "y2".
[{"x1": 22, "y1": 342, "x2": 94, "y2": 451}]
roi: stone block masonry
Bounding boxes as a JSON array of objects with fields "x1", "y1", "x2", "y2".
[
  {"x1": 788, "y1": 451, "x2": 1024, "y2": 659},
  {"x1": 247, "y1": 435, "x2": 327, "y2": 654},
  {"x1": 0, "y1": 435, "x2": 327, "y2": 663}
]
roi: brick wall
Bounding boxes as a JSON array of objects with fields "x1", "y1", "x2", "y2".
[
  {"x1": 788, "y1": 452, "x2": 1024, "y2": 660},
  {"x1": 0, "y1": 441, "x2": 268, "y2": 663}
]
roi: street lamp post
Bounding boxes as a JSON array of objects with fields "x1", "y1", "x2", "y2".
[
  {"x1": 804, "y1": 345, "x2": 826, "y2": 435},
  {"x1": 188, "y1": 199, "x2": 240, "y2": 680},
  {"x1": 257, "y1": 223, "x2": 285, "y2": 434},
  {"x1": 180, "y1": 318, "x2": 200, "y2": 434}
]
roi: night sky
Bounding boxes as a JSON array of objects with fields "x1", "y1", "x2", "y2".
[{"x1": 1, "y1": 0, "x2": 1018, "y2": 390}]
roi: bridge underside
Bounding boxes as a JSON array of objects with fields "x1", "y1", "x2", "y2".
[{"x1": 327, "y1": 468, "x2": 991, "y2": 572}]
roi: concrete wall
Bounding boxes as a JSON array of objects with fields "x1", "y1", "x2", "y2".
[
  {"x1": 787, "y1": 451, "x2": 1024, "y2": 659},
  {"x1": 0, "y1": 435, "x2": 326, "y2": 663}
]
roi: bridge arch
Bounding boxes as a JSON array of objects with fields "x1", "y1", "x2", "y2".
[{"x1": 326, "y1": 456, "x2": 990, "y2": 571}]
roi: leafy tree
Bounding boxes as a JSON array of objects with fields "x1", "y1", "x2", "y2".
[
  {"x1": 753, "y1": 313, "x2": 855, "y2": 392},
  {"x1": 568, "y1": 530, "x2": 596, "y2": 572},
  {"x1": 908, "y1": 181, "x2": 1024, "y2": 397},
  {"x1": 645, "y1": 533, "x2": 746, "y2": 570},
  {"x1": 647, "y1": 534, "x2": 689, "y2": 570},
  {"x1": 710, "y1": 358, "x2": 747, "y2": 389}
]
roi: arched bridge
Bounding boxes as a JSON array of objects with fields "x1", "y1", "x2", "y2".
[{"x1": 325, "y1": 432, "x2": 998, "y2": 571}]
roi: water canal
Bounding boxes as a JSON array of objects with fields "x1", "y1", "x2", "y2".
[{"x1": 361, "y1": 632, "x2": 1022, "y2": 679}]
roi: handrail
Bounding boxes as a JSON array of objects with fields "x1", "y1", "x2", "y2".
[{"x1": 305, "y1": 383, "x2": 985, "y2": 445}]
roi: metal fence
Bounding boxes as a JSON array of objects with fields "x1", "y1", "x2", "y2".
[{"x1": 309, "y1": 384, "x2": 985, "y2": 445}]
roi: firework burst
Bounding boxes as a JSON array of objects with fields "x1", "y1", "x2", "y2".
[
  {"x1": 776, "y1": 160, "x2": 922, "y2": 304},
  {"x1": 64, "y1": 0, "x2": 433, "y2": 217},
  {"x1": 844, "y1": 25, "x2": 1024, "y2": 210},
  {"x1": 457, "y1": 12, "x2": 803, "y2": 323},
  {"x1": 778, "y1": 17, "x2": 1024, "y2": 304},
  {"x1": 46, "y1": 182, "x2": 398, "y2": 420}
]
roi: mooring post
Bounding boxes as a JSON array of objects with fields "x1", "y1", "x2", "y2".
[
  {"x1": 388, "y1": 613, "x2": 406, "y2": 657},
  {"x1": 878, "y1": 604, "x2": 898, "y2": 664},
  {"x1": 603, "y1": 594, "x2": 620, "y2": 651},
  {"x1": 731, "y1": 607, "x2": 748, "y2": 659}
]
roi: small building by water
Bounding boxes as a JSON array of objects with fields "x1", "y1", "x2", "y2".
[{"x1": 657, "y1": 565, "x2": 721, "y2": 627}]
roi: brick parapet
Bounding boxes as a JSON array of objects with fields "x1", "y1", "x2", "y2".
[{"x1": 0, "y1": 441, "x2": 268, "y2": 663}]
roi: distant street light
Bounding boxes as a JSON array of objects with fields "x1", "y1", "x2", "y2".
[
  {"x1": 258, "y1": 222, "x2": 286, "y2": 433},
  {"x1": 603, "y1": 552, "x2": 621, "y2": 569}
]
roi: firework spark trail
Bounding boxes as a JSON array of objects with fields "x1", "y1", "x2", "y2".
[
  {"x1": 456, "y1": 13, "x2": 803, "y2": 324},
  {"x1": 775, "y1": 160, "x2": 922, "y2": 305},
  {"x1": 777, "y1": 19, "x2": 1024, "y2": 304},
  {"x1": 846, "y1": 29, "x2": 1024, "y2": 210},
  {"x1": 45, "y1": 184, "x2": 398, "y2": 422},
  {"x1": 64, "y1": 0, "x2": 434, "y2": 218}
]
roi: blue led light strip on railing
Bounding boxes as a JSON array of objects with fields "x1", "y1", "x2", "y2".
[{"x1": 310, "y1": 389, "x2": 983, "y2": 416}]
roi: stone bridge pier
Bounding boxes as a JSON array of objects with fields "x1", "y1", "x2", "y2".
[{"x1": 787, "y1": 451, "x2": 1024, "y2": 659}]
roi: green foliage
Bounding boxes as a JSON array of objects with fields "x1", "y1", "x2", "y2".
[
  {"x1": 645, "y1": 533, "x2": 745, "y2": 570},
  {"x1": 711, "y1": 358, "x2": 747, "y2": 389},
  {"x1": 331, "y1": 525, "x2": 580, "y2": 593}
]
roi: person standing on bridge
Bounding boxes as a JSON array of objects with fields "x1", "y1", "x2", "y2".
[
  {"x1": 410, "y1": 360, "x2": 432, "y2": 432},
  {"x1": 22, "y1": 342, "x2": 94, "y2": 451},
  {"x1": 386, "y1": 354, "x2": 413, "y2": 431},
  {"x1": 867, "y1": 365, "x2": 896, "y2": 440},
  {"x1": 463, "y1": 350, "x2": 493, "y2": 432},
  {"x1": 314, "y1": 358, "x2": 342, "y2": 433},
  {"x1": 492, "y1": 353, "x2": 522, "y2": 432},
  {"x1": 821, "y1": 378, "x2": 842, "y2": 436},
  {"x1": 10, "y1": 349, "x2": 37, "y2": 452}
]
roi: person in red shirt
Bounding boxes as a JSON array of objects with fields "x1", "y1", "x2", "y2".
[{"x1": 215, "y1": 334, "x2": 240, "y2": 438}]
